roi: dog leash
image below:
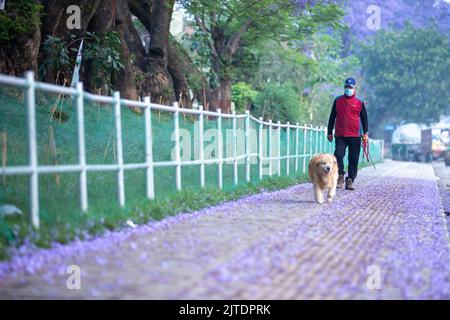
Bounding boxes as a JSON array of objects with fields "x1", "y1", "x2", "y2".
[{"x1": 362, "y1": 137, "x2": 377, "y2": 169}]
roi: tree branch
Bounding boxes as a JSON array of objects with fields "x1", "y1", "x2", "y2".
[
  {"x1": 194, "y1": 14, "x2": 211, "y2": 34},
  {"x1": 128, "y1": 0, "x2": 153, "y2": 32},
  {"x1": 226, "y1": 18, "x2": 252, "y2": 55},
  {"x1": 194, "y1": 14, "x2": 219, "y2": 59}
]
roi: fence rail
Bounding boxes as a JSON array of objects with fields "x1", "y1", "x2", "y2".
[{"x1": 0, "y1": 72, "x2": 383, "y2": 229}]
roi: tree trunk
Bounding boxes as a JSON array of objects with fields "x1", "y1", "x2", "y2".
[
  {"x1": 39, "y1": 0, "x2": 102, "y2": 83},
  {"x1": 0, "y1": 28, "x2": 41, "y2": 77},
  {"x1": 167, "y1": 39, "x2": 191, "y2": 108},
  {"x1": 212, "y1": 78, "x2": 232, "y2": 113},
  {"x1": 210, "y1": 53, "x2": 233, "y2": 113},
  {"x1": 41, "y1": 0, "x2": 101, "y2": 40},
  {"x1": 83, "y1": 0, "x2": 116, "y2": 93},
  {"x1": 140, "y1": 0, "x2": 175, "y2": 105},
  {"x1": 167, "y1": 37, "x2": 212, "y2": 108},
  {"x1": 130, "y1": 0, "x2": 211, "y2": 108},
  {"x1": 113, "y1": 0, "x2": 140, "y2": 101},
  {"x1": 115, "y1": 0, "x2": 147, "y2": 71},
  {"x1": 0, "y1": 0, "x2": 42, "y2": 76},
  {"x1": 128, "y1": 0, "x2": 153, "y2": 32}
]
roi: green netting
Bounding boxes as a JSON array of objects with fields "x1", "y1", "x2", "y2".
[{"x1": 0, "y1": 85, "x2": 383, "y2": 222}]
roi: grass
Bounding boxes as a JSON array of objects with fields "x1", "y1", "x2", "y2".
[
  {"x1": 0, "y1": 174, "x2": 309, "y2": 261},
  {"x1": 0, "y1": 85, "x2": 382, "y2": 261}
]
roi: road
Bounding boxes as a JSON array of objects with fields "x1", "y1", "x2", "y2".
[{"x1": 0, "y1": 160, "x2": 449, "y2": 299}]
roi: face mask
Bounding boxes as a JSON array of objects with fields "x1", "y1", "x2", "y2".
[{"x1": 344, "y1": 88, "x2": 355, "y2": 96}]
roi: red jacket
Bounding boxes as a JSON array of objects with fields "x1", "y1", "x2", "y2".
[{"x1": 327, "y1": 94, "x2": 368, "y2": 137}]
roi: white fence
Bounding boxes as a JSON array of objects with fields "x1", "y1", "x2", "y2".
[{"x1": 0, "y1": 72, "x2": 382, "y2": 229}]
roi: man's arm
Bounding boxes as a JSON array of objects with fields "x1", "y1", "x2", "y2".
[
  {"x1": 361, "y1": 102, "x2": 369, "y2": 134},
  {"x1": 327, "y1": 99, "x2": 337, "y2": 136}
]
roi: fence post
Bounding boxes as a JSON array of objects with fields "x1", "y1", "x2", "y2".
[
  {"x1": 295, "y1": 123, "x2": 299, "y2": 173},
  {"x1": 327, "y1": 130, "x2": 331, "y2": 153},
  {"x1": 76, "y1": 82, "x2": 88, "y2": 211},
  {"x1": 330, "y1": 132, "x2": 334, "y2": 154},
  {"x1": 302, "y1": 124, "x2": 307, "y2": 174},
  {"x1": 269, "y1": 119, "x2": 273, "y2": 177},
  {"x1": 173, "y1": 102, "x2": 181, "y2": 191},
  {"x1": 144, "y1": 96, "x2": 155, "y2": 199},
  {"x1": 217, "y1": 108, "x2": 223, "y2": 190},
  {"x1": 232, "y1": 110, "x2": 238, "y2": 186},
  {"x1": 317, "y1": 127, "x2": 323, "y2": 153},
  {"x1": 245, "y1": 110, "x2": 250, "y2": 182},
  {"x1": 322, "y1": 127, "x2": 325, "y2": 153},
  {"x1": 381, "y1": 139, "x2": 384, "y2": 161},
  {"x1": 113, "y1": 91, "x2": 125, "y2": 207},
  {"x1": 309, "y1": 125, "x2": 313, "y2": 160},
  {"x1": 286, "y1": 122, "x2": 290, "y2": 176},
  {"x1": 259, "y1": 117, "x2": 263, "y2": 180},
  {"x1": 199, "y1": 105, "x2": 205, "y2": 188},
  {"x1": 25, "y1": 71, "x2": 39, "y2": 229},
  {"x1": 315, "y1": 126, "x2": 319, "y2": 155},
  {"x1": 277, "y1": 121, "x2": 281, "y2": 177}
]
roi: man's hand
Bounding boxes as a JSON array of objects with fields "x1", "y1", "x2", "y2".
[
  {"x1": 362, "y1": 133, "x2": 369, "y2": 142},
  {"x1": 327, "y1": 134, "x2": 333, "y2": 142}
]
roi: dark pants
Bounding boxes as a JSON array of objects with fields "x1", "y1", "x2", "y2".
[{"x1": 334, "y1": 137, "x2": 361, "y2": 181}]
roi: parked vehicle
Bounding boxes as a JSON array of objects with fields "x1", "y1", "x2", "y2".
[
  {"x1": 391, "y1": 124, "x2": 423, "y2": 162},
  {"x1": 391, "y1": 124, "x2": 434, "y2": 162},
  {"x1": 445, "y1": 148, "x2": 450, "y2": 166},
  {"x1": 432, "y1": 128, "x2": 449, "y2": 160}
]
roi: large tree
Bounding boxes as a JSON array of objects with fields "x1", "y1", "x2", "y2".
[
  {"x1": 181, "y1": 0, "x2": 343, "y2": 113},
  {"x1": 0, "y1": 0, "x2": 43, "y2": 76},
  {"x1": 358, "y1": 23, "x2": 450, "y2": 136},
  {"x1": 0, "y1": 0, "x2": 207, "y2": 107}
]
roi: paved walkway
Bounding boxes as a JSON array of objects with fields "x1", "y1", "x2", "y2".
[
  {"x1": 434, "y1": 161, "x2": 450, "y2": 219},
  {"x1": 0, "y1": 160, "x2": 449, "y2": 299}
]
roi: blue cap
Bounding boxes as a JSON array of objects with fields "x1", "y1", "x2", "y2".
[{"x1": 344, "y1": 77, "x2": 356, "y2": 88}]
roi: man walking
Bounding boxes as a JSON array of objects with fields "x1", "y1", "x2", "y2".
[{"x1": 327, "y1": 77, "x2": 369, "y2": 190}]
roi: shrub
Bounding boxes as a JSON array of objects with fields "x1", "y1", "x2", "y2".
[
  {"x1": 0, "y1": 0, "x2": 42, "y2": 44},
  {"x1": 232, "y1": 82, "x2": 258, "y2": 113},
  {"x1": 254, "y1": 83, "x2": 301, "y2": 124}
]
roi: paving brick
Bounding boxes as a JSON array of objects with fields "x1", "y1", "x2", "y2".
[{"x1": 0, "y1": 160, "x2": 448, "y2": 299}]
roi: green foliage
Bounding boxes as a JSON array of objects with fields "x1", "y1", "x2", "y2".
[
  {"x1": 182, "y1": 30, "x2": 218, "y2": 87},
  {"x1": 83, "y1": 31, "x2": 125, "y2": 93},
  {"x1": 232, "y1": 82, "x2": 258, "y2": 113},
  {"x1": 180, "y1": 0, "x2": 345, "y2": 87},
  {"x1": 298, "y1": 32, "x2": 361, "y2": 126},
  {"x1": 254, "y1": 83, "x2": 300, "y2": 123},
  {"x1": 358, "y1": 23, "x2": 450, "y2": 134},
  {"x1": 244, "y1": 30, "x2": 361, "y2": 126},
  {"x1": 0, "y1": 0, "x2": 42, "y2": 44},
  {"x1": 40, "y1": 32, "x2": 124, "y2": 89},
  {"x1": 39, "y1": 36, "x2": 73, "y2": 83}
]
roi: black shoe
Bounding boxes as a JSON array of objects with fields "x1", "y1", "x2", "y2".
[
  {"x1": 337, "y1": 175, "x2": 345, "y2": 189},
  {"x1": 345, "y1": 178, "x2": 355, "y2": 190}
]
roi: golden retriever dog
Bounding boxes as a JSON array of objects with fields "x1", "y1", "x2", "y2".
[{"x1": 308, "y1": 153, "x2": 338, "y2": 204}]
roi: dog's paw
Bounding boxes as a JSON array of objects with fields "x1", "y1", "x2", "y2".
[
  {"x1": 317, "y1": 199, "x2": 324, "y2": 204},
  {"x1": 327, "y1": 197, "x2": 333, "y2": 203}
]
